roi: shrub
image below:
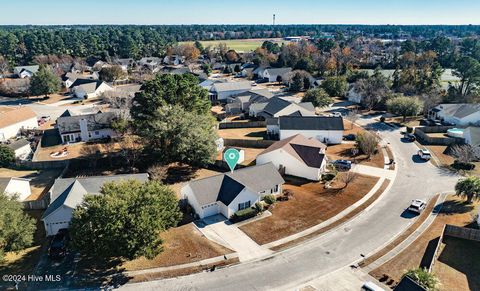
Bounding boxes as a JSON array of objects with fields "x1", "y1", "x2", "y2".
[
  {"x1": 451, "y1": 160, "x2": 476, "y2": 171},
  {"x1": 380, "y1": 116, "x2": 386, "y2": 122},
  {"x1": 231, "y1": 207, "x2": 258, "y2": 222},
  {"x1": 0, "y1": 145, "x2": 15, "y2": 167},
  {"x1": 263, "y1": 194, "x2": 276, "y2": 205},
  {"x1": 254, "y1": 202, "x2": 264, "y2": 212},
  {"x1": 321, "y1": 173, "x2": 336, "y2": 182}
]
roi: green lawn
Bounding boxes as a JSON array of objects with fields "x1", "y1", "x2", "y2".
[{"x1": 180, "y1": 38, "x2": 285, "y2": 52}]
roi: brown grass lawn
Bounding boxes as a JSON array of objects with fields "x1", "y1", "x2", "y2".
[
  {"x1": 122, "y1": 223, "x2": 232, "y2": 271},
  {"x1": 0, "y1": 167, "x2": 62, "y2": 200},
  {"x1": 326, "y1": 143, "x2": 385, "y2": 168},
  {"x1": 425, "y1": 145, "x2": 455, "y2": 167},
  {"x1": 217, "y1": 127, "x2": 267, "y2": 140},
  {"x1": 369, "y1": 196, "x2": 480, "y2": 289},
  {"x1": 343, "y1": 119, "x2": 364, "y2": 136},
  {"x1": 239, "y1": 174, "x2": 379, "y2": 245},
  {"x1": 433, "y1": 236, "x2": 480, "y2": 291}
]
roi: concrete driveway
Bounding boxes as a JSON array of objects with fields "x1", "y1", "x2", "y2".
[{"x1": 195, "y1": 215, "x2": 272, "y2": 262}]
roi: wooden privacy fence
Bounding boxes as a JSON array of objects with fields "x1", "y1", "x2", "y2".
[
  {"x1": 414, "y1": 126, "x2": 465, "y2": 146},
  {"x1": 23, "y1": 197, "x2": 48, "y2": 210},
  {"x1": 219, "y1": 121, "x2": 266, "y2": 129},
  {"x1": 444, "y1": 224, "x2": 480, "y2": 242},
  {"x1": 223, "y1": 138, "x2": 275, "y2": 148}
]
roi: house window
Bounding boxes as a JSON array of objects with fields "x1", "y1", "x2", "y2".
[
  {"x1": 273, "y1": 185, "x2": 279, "y2": 193},
  {"x1": 238, "y1": 201, "x2": 251, "y2": 211}
]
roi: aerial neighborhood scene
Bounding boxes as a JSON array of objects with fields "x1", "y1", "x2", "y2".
[{"x1": 1, "y1": 1, "x2": 480, "y2": 290}]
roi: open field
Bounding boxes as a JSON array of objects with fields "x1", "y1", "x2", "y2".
[
  {"x1": 239, "y1": 174, "x2": 379, "y2": 245},
  {"x1": 369, "y1": 195, "x2": 480, "y2": 289},
  {"x1": 180, "y1": 38, "x2": 285, "y2": 52},
  {"x1": 122, "y1": 223, "x2": 233, "y2": 271}
]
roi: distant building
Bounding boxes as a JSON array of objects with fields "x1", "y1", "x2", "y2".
[
  {"x1": 69, "y1": 79, "x2": 113, "y2": 99},
  {"x1": 209, "y1": 81, "x2": 252, "y2": 102},
  {"x1": 56, "y1": 111, "x2": 118, "y2": 143},
  {"x1": 278, "y1": 116, "x2": 344, "y2": 144},
  {"x1": 7, "y1": 139, "x2": 32, "y2": 160},
  {"x1": 0, "y1": 106, "x2": 38, "y2": 142},
  {"x1": 428, "y1": 103, "x2": 480, "y2": 126},
  {"x1": 13, "y1": 65, "x2": 39, "y2": 78}
]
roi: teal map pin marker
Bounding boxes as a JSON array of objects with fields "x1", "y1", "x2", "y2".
[{"x1": 224, "y1": 148, "x2": 240, "y2": 173}]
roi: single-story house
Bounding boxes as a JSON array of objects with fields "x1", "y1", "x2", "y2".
[
  {"x1": 210, "y1": 81, "x2": 252, "y2": 102},
  {"x1": 7, "y1": 139, "x2": 32, "y2": 160},
  {"x1": 14, "y1": 65, "x2": 39, "y2": 78},
  {"x1": 69, "y1": 79, "x2": 113, "y2": 99},
  {"x1": 279, "y1": 116, "x2": 344, "y2": 144},
  {"x1": 225, "y1": 89, "x2": 274, "y2": 114},
  {"x1": 0, "y1": 106, "x2": 38, "y2": 142},
  {"x1": 56, "y1": 111, "x2": 118, "y2": 143},
  {"x1": 0, "y1": 177, "x2": 31, "y2": 201},
  {"x1": 163, "y1": 55, "x2": 185, "y2": 66},
  {"x1": 255, "y1": 97, "x2": 316, "y2": 119},
  {"x1": 114, "y1": 58, "x2": 136, "y2": 71},
  {"x1": 138, "y1": 57, "x2": 162, "y2": 71},
  {"x1": 256, "y1": 134, "x2": 327, "y2": 181},
  {"x1": 428, "y1": 104, "x2": 480, "y2": 126},
  {"x1": 261, "y1": 67, "x2": 292, "y2": 82},
  {"x1": 62, "y1": 72, "x2": 99, "y2": 88},
  {"x1": 41, "y1": 173, "x2": 149, "y2": 236},
  {"x1": 182, "y1": 163, "x2": 285, "y2": 219}
]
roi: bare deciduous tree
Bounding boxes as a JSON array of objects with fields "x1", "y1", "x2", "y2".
[
  {"x1": 339, "y1": 171, "x2": 357, "y2": 189},
  {"x1": 345, "y1": 109, "x2": 359, "y2": 129},
  {"x1": 356, "y1": 131, "x2": 379, "y2": 159},
  {"x1": 450, "y1": 144, "x2": 478, "y2": 164},
  {"x1": 120, "y1": 135, "x2": 143, "y2": 170},
  {"x1": 80, "y1": 144, "x2": 101, "y2": 170}
]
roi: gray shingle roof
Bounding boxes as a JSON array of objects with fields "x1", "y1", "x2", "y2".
[
  {"x1": 280, "y1": 116, "x2": 344, "y2": 131},
  {"x1": 264, "y1": 67, "x2": 292, "y2": 76},
  {"x1": 187, "y1": 163, "x2": 284, "y2": 206},
  {"x1": 212, "y1": 81, "x2": 252, "y2": 93},
  {"x1": 7, "y1": 139, "x2": 30, "y2": 151},
  {"x1": 0, "y1": 177, "x2": 11, "y2": 194},
  {"x1": 438, "y1": 103, "x2": 480, "y2": 119},
  {"x1": 42, "y1": 174, "x2": 149, "y2": 219},
  {"x1": 262, "y1": 97, "x2": 292, "y2": 116},
  {"x1": 57, "y1": 112, "x2": 116, "y2": 134}
]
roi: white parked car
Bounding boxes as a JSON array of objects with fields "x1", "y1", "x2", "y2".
[
  {"x1": 408, "y1": 199, "x2": 427, "y2": 214},
  {"x1": 418, "y1": 148, "x2": 431, "y2": 160}
]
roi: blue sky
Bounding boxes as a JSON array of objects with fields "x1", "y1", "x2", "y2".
[{"x1": 2, "y1": 0, "x2": 480, "y2": 25}]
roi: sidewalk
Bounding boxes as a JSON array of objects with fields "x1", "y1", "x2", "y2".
[
  {"x1": 363, "y1": 192, "x2": 448, "y2": 272},
  {"x1": 352, "y1": 164, "x2": 396, "y2": 180}
]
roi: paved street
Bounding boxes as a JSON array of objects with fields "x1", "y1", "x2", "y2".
[{"x1": 119, "y1": 119, "x2": 459, "y2": 291}]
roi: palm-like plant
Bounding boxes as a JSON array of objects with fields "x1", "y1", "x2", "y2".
[
  {"x1": 455, "y1": 176, "x2": 480, "y2": 203},
  {"x1": 405, "y1": 268, "x2": 439, "y2": 290}
]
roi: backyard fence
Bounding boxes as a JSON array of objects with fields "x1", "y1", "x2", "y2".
[
  {"x1": 219, "y1": 121, "x2": 267, "y2": 129},
  {"x1": 20, "y1": 159, "x2": 69, "y2": 170},
  {"x1": 444, "y1": 224, "x2": 480, "y2": 242},
  {"x1": 23, "y1": 197, "x2": 48, "y2": 210},
  {"x1": 223, "y1": 138, "x2": 275, "y2": 148},
  {"x1": 414, "y1": 126, "x2": 465, "y2": 146}
]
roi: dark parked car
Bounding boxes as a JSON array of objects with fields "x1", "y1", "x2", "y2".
[
  {"x1": 332, "y1": 160, "x2": 352, "y2": 171},
  {"x1": 404, "y1": 133, "x2": 416, "y2": 142},
  {"x1": 48, "y1": 229, "x2": 69, "y2": 259},
  {"x1": 343, "y1": 134, "x2": 356, "y2": 141}
]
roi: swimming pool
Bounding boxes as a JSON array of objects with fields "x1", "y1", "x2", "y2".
[{"x1": 446, "y1": 128, "x2": 465, "y2": 138}]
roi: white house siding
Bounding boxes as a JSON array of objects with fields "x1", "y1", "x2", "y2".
[
  {"x1": 226, "y1": 188, "x2": 260, "y2": 218},
  {"x1": 4, "y1": 179, "x2": 31, "y2": 201},
  {"x1": 280, "y1": 129, "x2": 343, "y2": 144},
  {"x1": 14, "y1": 144, "x2": 32, "y2": 160},
  {"x1": 0, "y1": 117, "x2": 38, "y2": 141},
  {"x1": 43, "y1": 206, "x2": 73, "y2": 236},
  {"x1": 453, "y1": 112, "x2": 480, "y2": 126},
  {"x1": 347, "y1": 87, "x2": 362, "y2": 104},
  {"x1": 216, "y1": 90, "x2": 250, "y2": 101},
  {"x1": 256, "y1": 150, "x2": 323, "y2": 181},
  {"x1": 267, "y1": 124, "x2": 280, "y2": 135}
]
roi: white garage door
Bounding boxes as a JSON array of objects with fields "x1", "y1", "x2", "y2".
[
  {"x1": 47, "y1": 221, "x2": 69, "y2": 236},
  {"x1": 201, "y1": 204, "x2": 219, "y2": 218}
]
